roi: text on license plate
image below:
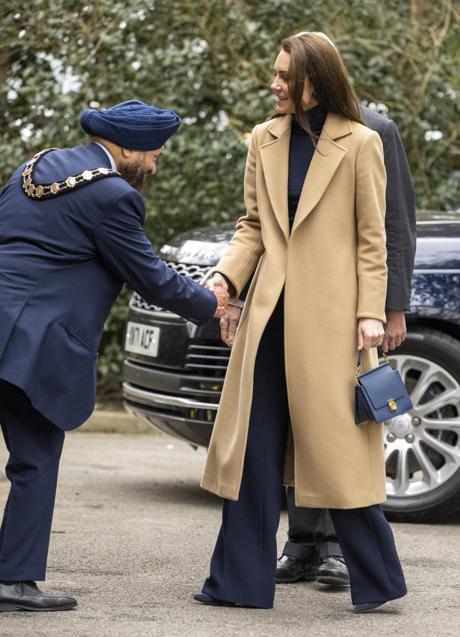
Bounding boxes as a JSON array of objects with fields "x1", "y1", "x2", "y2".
[{"x1": 125, "y1": 322, "x2": 160, "y2": 357}]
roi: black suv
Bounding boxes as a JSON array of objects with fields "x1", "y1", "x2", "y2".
[{"x1": 122, "y1": 212, "x2": 460, "y2": 522}]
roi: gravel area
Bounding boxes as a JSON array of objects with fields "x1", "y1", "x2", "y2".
[{"x1": 0, "y1": 426, "x2": 458, "y2": 636}]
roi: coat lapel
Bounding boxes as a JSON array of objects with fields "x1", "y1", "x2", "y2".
[
  {"x1": 259, "y1": 115, "x2": 291, "y2": 242},
  {"x1": 291, "y1": 112, "x2": 352, "y2": 235},
  {"x1": 259, "y1": 112, "x2": 353, "y2": 241}
]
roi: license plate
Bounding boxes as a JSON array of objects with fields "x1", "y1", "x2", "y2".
[{"x1": 125, "y1": 322, "x2": 160, "y2": 357}]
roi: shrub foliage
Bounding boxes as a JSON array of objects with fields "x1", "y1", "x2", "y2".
[{"x1": 1, "y1": 0, "x2": 458, "y2": 397}]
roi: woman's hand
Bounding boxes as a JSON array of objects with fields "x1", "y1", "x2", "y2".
[
  {"x1": 220, "y1": 304, "x2": 242, "y2": 347},
  {"x1": 357, "y1": 318, "x2": 385, "y2": 351},
  {"x1": 206, "y1": 272, "x2": 228, "y2": 293}
]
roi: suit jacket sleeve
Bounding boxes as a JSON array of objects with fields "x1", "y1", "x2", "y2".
[
  {"x1": 94, "y1": 189, "x2": 217, "y2": 325},
  {"x1": 380, "y1": 119, "x2": 416, "y2": 311},
  {"x1": 213, "y1": 125, "x2": 265, "y2": 297},
  {"x1": 355, "y1": 131, "x2": 388, "y2": 322}
]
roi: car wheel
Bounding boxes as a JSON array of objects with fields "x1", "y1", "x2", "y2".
[{"x1": 382, "y1": 326, "x2": 460, "y2": 523}]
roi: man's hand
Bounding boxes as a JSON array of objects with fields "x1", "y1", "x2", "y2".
[
  {"x1": 357, "y1": 318, "x2": 385, "y2": 351},
  {"x1": 206, "y1": 272, "x2": 229, "y2": 318},
  {"x1": 211, "y1": 286, "x2": 229, "y2": 318},
  {"x1": 382, "y1": 309, "x2": 407, "y2": 352},
  {"x1": 220, "y1": 304, "x2": 242, "y2": 347}
]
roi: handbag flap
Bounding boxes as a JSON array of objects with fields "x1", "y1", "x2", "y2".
[{"x1": 358, "y1": 363, "x2": 408, "y2": 410}]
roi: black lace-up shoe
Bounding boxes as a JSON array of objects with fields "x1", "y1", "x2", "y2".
[
  {"x1": 275, "y1": 554, "x2": 318, "y2": 583},
  {"x1": 316, "y1": 555, "x2": 350, "y2": 586},
  {"x1": 0, "y1": 581, "x2": 77, "y2": 612}
]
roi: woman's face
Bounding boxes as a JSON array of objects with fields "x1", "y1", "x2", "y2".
[{"x1": 271, "y1": 49, "x2": 318, "y2": 114}]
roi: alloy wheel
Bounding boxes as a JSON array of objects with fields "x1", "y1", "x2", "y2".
[{"x1": 384, "y1": 354, "x2": 460, "y2": 498}]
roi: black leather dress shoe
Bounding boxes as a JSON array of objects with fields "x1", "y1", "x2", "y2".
[
  {"x1": 316, "y1": 555, "x2": 350, "y2": 586},
  {"x1": 0, "y1": 581, "x2": 77, "y2": 612},
  {"x1": 275, "y1": 554, "x2": 317, "y2": 584}
]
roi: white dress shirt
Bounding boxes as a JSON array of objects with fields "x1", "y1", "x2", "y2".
[{"x1": 94, "y1": 142, "x2": 117, "y2": 171}]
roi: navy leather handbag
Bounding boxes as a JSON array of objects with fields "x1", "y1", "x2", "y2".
[{"x1": 355, "y1": 349, "x2": 413, "y2": 424}]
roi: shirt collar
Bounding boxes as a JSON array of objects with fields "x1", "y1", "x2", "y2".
[{"x1": 94, "y1": 142, "x2": 117, "y2": 171}]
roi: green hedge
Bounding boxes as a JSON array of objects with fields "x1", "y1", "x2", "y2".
[{"x1": 1, "y1": 1, "x2": 458, "y2": 398}]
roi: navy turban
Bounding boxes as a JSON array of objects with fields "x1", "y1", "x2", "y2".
[{"x1": 80, "y1": 100, "x2": 181, "y2": 151}]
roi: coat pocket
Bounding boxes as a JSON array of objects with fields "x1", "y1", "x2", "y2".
[{"x1": 40, "y1": 321, "x2": 96, "y2": 382}]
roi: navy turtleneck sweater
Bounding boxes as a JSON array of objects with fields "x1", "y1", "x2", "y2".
[{"x1": 288, "y1": 105, "x2": 327, "y2": 231}]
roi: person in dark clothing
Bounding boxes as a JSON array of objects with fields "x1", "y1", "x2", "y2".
[{"x1": 0, "y1": 100, "x2": 228, "y2": 612}]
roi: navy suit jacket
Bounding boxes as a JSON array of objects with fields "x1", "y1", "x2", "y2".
[
  {"x1": 360, "y1": 106, "x2": 416, "y2": 311},
  {"x1": 0, "y1": 143, "x2": 216, "y2": 430}
]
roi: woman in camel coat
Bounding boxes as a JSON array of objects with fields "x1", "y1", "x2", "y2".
[{"x1": 194, "y1": 32, "x2": 407, "y2": 613}]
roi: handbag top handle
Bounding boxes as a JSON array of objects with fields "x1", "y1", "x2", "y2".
[{"x1": 356, "y1": 347, "x2": 389, "y2": 381}]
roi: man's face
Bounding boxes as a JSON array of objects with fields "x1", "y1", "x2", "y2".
[{"x1": 119, "y1": 147, "x2": 164, "y2": 190}]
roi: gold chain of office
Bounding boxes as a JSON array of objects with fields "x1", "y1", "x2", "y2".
[{"x1": 22, "y1": 148, "x2": 121, "y2": 200}]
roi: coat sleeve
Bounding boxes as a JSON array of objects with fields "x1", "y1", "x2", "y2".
[
  {"x1": 380, "y1": 119, "x2": 416, "y2": 311},
  {"x1": 94, "y1": 189, "x2": 217, "y2": 325},
  {"x1": 355, "y1": 131, "x2": 388, "y2": 322},
  {"x1": 213, "y1": 125, "x2": 265, "y2": 297}
]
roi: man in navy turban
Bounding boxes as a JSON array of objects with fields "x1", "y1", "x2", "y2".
[{"x1": 0, "y1": 100, "x2": 228, "y2": 612}]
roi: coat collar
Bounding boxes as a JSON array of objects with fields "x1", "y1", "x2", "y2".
[
  {"x1": 259, "y1": 112, "x2": 353, "y2": 241},
  {"x1": 265, "y1": 111, "x2": 353, "y2": 141}
]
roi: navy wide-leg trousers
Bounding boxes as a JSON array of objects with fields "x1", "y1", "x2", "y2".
[
  {"x1": 202, "y1": 296, "x2": 407, "y2": 608},
  {"x1": 0, "y1": 380, "x2": 64, "y2": 582}
]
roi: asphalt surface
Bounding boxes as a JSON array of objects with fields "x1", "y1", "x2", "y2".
[{"x1": 0, "y1": 417, "x2": 459, "y2": 637}]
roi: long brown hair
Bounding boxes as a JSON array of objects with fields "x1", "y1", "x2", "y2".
[{"x1": 280, "y1": 32, "x2": 363, "y2": 136}]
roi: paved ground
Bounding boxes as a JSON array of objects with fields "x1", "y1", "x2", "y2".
[{"x1": 0, "y1": 422, "x2": 459, "y2": 637}]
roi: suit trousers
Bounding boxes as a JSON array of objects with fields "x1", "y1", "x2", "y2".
[
  {"x1": 283, "y1": 490, "x2": 342, "y2": 561},
  {"x1": 202, "y1": 294, "x2": 407, "y2": 608},
  {"x1": 0, "y1": 380, "x2": 64, "y2": 581}
]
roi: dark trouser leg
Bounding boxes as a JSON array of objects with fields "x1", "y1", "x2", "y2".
[
  {"x1": 284, "y1": 495, "x2": 342, "y2": 559},
  {"x1": 202, "y1": 295, "x2": 288, "y2": 608},
  {"x1": 286, "y1": 489, "x2": 322, "y2": 544},
  {"x1": 282, "y1": 488, "x2": 320, "y2": 560},
  {"x1": 0, "y1": 381, "x2": 65, "y2": 582},
  {"x1": 330, "y1": 506, "x2": 407, "y2": 605},
  {"x1": 283, "y1": 498, "x2": 343, "y2": 567},
  {"x1": 315, "y1": 510, "x2": 342, "y2": 559}
]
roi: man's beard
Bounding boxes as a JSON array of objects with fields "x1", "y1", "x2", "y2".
[{"x1": 119, "y1": 158, "x2": 149, "y2": 191}]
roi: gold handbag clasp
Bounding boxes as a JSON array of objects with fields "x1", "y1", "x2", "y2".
[{"x1": 387, "y1": 399, "x2": 398, "y2": 412}]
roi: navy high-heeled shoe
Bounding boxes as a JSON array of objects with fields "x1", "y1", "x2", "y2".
[
  {"x1": 352, "y1": 601, "x2": 386, "y2": 614},
  {"x1": 193, "y1": 592, "x2": 238, "y2": 607}
]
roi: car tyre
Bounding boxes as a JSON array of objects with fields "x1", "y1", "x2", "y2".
[{"x1": 383, "y1": 326, "x2": 460, "y2": 523}]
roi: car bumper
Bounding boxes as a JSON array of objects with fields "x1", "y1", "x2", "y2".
[
  {"x1": 123, "y1": 400, "x2": 213, "y2": 447},
  {"x1": 122, "y1": 359, "x2": 217, "y2": 447}
]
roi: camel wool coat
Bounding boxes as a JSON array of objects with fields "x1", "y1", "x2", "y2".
[{"x1": 201, "y1": 111, "x2": 388, "y2": 508}]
